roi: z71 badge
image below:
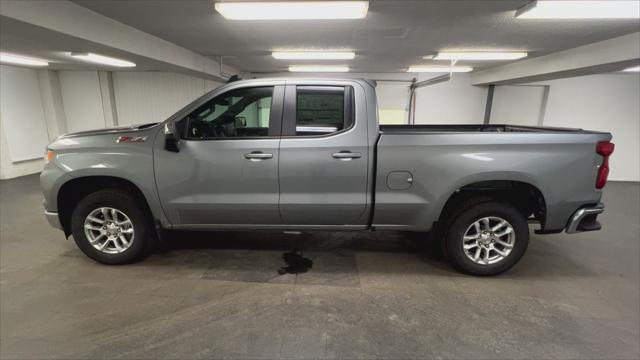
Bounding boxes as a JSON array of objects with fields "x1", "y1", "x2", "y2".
[{"x1": 116, "y1": 136, "x2": 147, "y2": 143}]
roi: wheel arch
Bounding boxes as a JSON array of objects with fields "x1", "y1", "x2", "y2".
[
  {"x1": 437, "y1": 179, "x2": 547, "y2": 228},
  {"x1": 57, "y1": 176, "x2": 154, "y2": 237}
]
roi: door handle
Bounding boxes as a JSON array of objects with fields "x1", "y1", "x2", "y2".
[
  {"x1": 244, "y1": 151, "x2": 273, "y2": 161},
  {"x1": 332, "y1": 151, "x2": 362, "y2": 160}
]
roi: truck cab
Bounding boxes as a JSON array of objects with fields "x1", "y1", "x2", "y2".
[{"x1": 154, "y1": 78, "x2": 376, "y2": 230}]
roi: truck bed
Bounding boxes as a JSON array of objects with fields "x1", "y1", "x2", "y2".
[
  {"x1": 373, "y1": 126, "x2": 611, "y2": 232},
  {"x1": 380, "y1": 124, "x2": 604, "y2": 134}
]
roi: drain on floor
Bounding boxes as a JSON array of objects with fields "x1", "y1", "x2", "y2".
[{"x1": 278, "y1": 249, "x2": 313, "y2": 275}]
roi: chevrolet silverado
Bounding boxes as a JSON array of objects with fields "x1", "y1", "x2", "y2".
[{"x1": 41, "y1": 78, "x2": 614, "y2": 275}]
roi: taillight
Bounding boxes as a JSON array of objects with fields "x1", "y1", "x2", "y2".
[{"x1": 595, "y1": 141, "x2": 614, "y2": 189}]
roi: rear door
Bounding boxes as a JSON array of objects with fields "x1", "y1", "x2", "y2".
[{"x1": 278, "y1": 83, "x2": 369, "y2": 226}]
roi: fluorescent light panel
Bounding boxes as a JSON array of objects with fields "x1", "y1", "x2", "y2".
[
  {"x1": 623, "y1": 66, "x2": 640, "y2": 72},
  {"x1": 0, "y1": 53, "x2": 48, "y2": 67},
  {"x1": 215, "y1": 1, "x2": 369, "y2": 20},
  {"x1": 434, "y1": 52, "x2": 528, "y2": 61},
  {"x1": 289, "y1": 65, "x2": 349, "y2": 72},
  {"x1": 407, "y1": 66, "x2": 473, "y2": 73},
  {"x1": 517, "y1": 1, "x2": 640, "y2": 19},
  {"x1": 273, "y1": 51, "x2": 355, "y2": 60},
  {"x1": 70, "y1": 53, "x2": 136, "y2": 67}
]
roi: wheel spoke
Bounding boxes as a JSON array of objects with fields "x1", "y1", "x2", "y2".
[
  {"x1": 495, "y1": 228, "x2": 513, "y2": 238},
  {"x1": 87, "y1": 216, "x2": 104, "y2": 224},
  {"x1": 119, "y1": 234, "x2": 130, "y2": 246},
  {"x1": 493, "y1": 248, "x2": 508, "y2": 256},
  {"x1": 491, "y1": 220, "x2": 507, "y2": 232},
  {"x1": 473, "y1": 247, "x2": 481, "y2": 261},
  {"x1": 120, "y1": 228, "x2": 134, "y2": 234},
  {"x1": 474, "y1": 222, "x2": 481, "y2": 235},
  {"x1": 482, "y1": 218, "x2": 491, "y2": 230},
  {"x1": 98, "y1": 238, "x2": 111, "y2": 250},
  {"x1": 496, "y1": 239, "x2": 513, "y2": 249},
  {"x1": 112, "y1": 237, "x2": 124, "y2": 252},
  {"x1": 84, "y1": 224, "x2": 103, "y2": 231},
  {"x1": 483, "y1": 247, "x2": 490, "y2": 264},
  {"x1": 89, "y1": 233, "x2": 106, "y2": 244},
  {"x1": 464, "y1": 234, "x2": 478, "y2": 241},
  {"x1": 101, "y1": 208, "x2": 111, "y2": 221},
  {"x1": 464, "y1": 243, "x2": 478, "y2": 250},
  {"x1": 111, "y1": 209, "x2": 118, "y2": 223},
  {"x1": 117, "y1": 219, "x2": 132, "y2": 227}
]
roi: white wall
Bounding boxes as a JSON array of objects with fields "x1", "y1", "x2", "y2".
[
  {"x1": 58, "y1": 71, "x2": 106, "y2": 133},
  {"x1": 0, "y1": 121, "x2": 47, "y2": 179},
  {"x1": 413, "y1": 73, "x2": 488, "y2": 124},
  {"x1": 488, "y1": 74, "x2": 639, "y2": 181},
  {"x1": 376, "y1": 81, "x2": 411, "y2": 124},
  {"x1": 535, "y1": 74, "x2": 639, "y2": 182},
  {"x1": 0, "y1": 65, "x2": 51, "y2": 179},
  {"x1": 491, "y1": 85, "x2": 546, "y2": 126},
  {"x1": 113, "y1": 72, "x2": 220, "y2": 126},
  {"x1": 2, "y1": 67, "x2": 636, "y2": 182},
  {"x1": 0, "y1": 68, "x2": 222, "y2": 179}
]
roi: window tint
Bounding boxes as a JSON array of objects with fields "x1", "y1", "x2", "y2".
[
  {"x1": 184, "y1": 87, "x2": 273, "y2": 139},
  {"x1": 295, "y1": 87, "x2": 350, "y2": 136}
]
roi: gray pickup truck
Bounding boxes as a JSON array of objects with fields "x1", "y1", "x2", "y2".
[{"x1": 41, "y1": 78, "x2": 614, "y2": 275}]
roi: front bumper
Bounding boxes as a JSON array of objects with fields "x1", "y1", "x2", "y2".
[
  {"x1": 566, "y1": 203, "x2": 604, "y2": 234},
  {"x1": 45, "y1": 211, "x2": 63, "y2": 230}
]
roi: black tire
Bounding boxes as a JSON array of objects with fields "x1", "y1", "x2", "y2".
[
  {"x1": 71, "y1": 189, "x2": 153, "y2": 264},
  {"x1": 444, "y1": 201, "x2": 529, "y2": 276}
]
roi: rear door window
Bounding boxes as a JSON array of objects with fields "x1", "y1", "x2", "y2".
[{"x1": 294, "y1": 86, "x2": 353, "y2": 136}]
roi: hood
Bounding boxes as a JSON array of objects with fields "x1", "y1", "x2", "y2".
[{"x1": 60, "y1": 123, "x2": 159, "y2": 139}]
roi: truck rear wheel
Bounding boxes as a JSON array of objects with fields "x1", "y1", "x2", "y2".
[
  {"x1": 444, "y1": 201, "x2": 529, "y2": 276},
  {"x1": 70, "y1": 189, "x2": 153, "y2": 264}
]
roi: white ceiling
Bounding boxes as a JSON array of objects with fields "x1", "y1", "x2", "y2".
[
  {"x1": 71, "y1": 0, "x2": 640, "y2": 74},
  {"x1": 0, "y1": 16, "x2": 177, "y2": 72}
]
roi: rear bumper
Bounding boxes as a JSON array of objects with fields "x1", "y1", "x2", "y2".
[
  {"x1": 45, "y1": 211, "x2": 63, "y2": 230},
  {"x1": 566, "y1": 203, "x2": 604, "y2": 234}
]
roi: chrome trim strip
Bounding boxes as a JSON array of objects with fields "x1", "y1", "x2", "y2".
[
  {"x1": 296, "y1": 126, "x2": 339, "y2": 133},
  {"x1": 566, "y1": 203, "x2": 604, "y2": 234}
]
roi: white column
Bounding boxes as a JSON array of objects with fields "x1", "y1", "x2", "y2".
[
  {"x1": 98, "y1": 71, "x2": 118, "y2": 128},
  {"x1": 37, "y1": 69, "x2": 67, "y2": 138}
]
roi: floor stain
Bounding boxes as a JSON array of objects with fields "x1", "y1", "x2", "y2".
[{"x1": 278, "y1": 249, "x2": 313, "y2": 275}]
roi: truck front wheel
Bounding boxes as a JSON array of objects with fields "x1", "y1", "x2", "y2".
[
  {"x1": 444, "y1": 201, "x2": 529, "y2": 276},
  {"x1": 70, "y1": 189, "x2": 153, "y2": 264}
]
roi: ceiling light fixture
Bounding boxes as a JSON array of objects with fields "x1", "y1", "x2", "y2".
[
  {"x1": 289, "y1": 65, "x2": 350, "y2": 72},
  {"x1": 0, "y1": 52, "x2": 49, "y2": 67},
  {"x1": 623, "y1": 66, "x2": 640, "y2": 72},
  {"x1": 70, "y1": 53, "x2": 136, "y2": 67},
  {"x1": 433, "y1": 52, "x2": 528, "y2": 61},
  {"x1": 215, "y1": 1, "x2": 369, "y2": 20},
  {"x1": 516, "y1": 0, "x2": 640, "y2": 19},
  {"x1": 407, "y1": 66, "x2": 473, "y2": 73},
  {"x1": 273, "y1": 51, "x2": 356, "y2": 60}
]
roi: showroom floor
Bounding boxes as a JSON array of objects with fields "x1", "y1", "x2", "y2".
[{"x1": 1, "y1": 175, "x2": 638, "y2": 359}]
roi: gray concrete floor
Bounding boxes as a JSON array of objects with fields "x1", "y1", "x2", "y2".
[{"x1": 1, "y1": 174, "x2": 638, "y2": 359}]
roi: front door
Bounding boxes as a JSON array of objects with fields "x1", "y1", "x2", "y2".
[
  {"x1": 278, "y1": 84, "x2": 369, "y2": 225},
  {"x1": 154, "y1": 85, "x2": 284, "y2": 226}
]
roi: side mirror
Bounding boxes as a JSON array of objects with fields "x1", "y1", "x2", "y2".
[{"x1": 164, "y1": 123, "x2": 181, "y2": 152}]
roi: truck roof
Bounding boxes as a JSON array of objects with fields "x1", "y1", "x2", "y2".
[{"x1": 225, "y1": 77, "x2": 376, "y2": 87}]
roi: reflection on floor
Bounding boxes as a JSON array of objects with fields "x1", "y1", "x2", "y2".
[{"x1": 1, "y1": 174, "x2": 639, "y2": 359}]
